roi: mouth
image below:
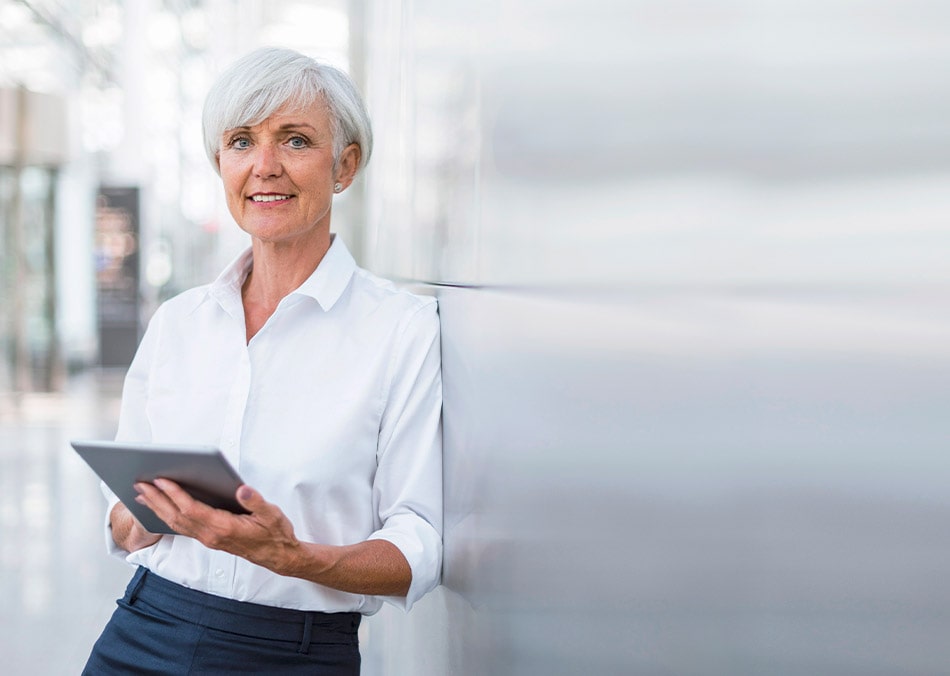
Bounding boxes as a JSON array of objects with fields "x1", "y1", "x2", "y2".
[{"x1": 249, "y1": 193, "x2": 294, "y2": 203}]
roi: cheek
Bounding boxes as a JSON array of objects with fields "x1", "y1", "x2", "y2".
[
  {"x1": 298, "y1": 156, "x2": 335, "y2": 184},
  {"x1": 219, "y1": 167, "x2": 244, "y2": 198}
]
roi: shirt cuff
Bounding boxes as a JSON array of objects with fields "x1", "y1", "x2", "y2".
[
  {"x1": 101, "y1": 480, "x2": 154, "y2": 564},
  {"x1": 101, "y1": 483, "x2": 133, "y2": 560},
  {"x1": 367, "y1": 513, "x2": 443, "y2": 612}
]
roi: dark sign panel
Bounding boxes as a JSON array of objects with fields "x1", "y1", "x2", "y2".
[{"x1": 95, "y1": 186, "x2": 140, "y2": 367}]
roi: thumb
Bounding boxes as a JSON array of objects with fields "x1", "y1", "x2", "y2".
[{"x1": 236, "y1": 484, "x2": 266, "y2": 512}]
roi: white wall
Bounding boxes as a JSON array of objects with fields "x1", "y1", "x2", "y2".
[{"x1": 358, "y1": 1, "x2": 950, "y2": 673}]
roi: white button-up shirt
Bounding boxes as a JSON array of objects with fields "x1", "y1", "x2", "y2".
[{"x1": 103, "y1": 235, "x2": 442, "y2": 614}]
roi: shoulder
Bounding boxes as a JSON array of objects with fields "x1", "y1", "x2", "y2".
[
  {"x1": 146, "y1": 284, "x2": 213, "y2": 325},
  {"x1": 341, "y1": 268, "x2": 440, "y2": 352},
  {"x1": 348, "y1": 267, "x2": 438, "y2": 318}
]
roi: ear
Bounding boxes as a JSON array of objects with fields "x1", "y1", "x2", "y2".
[{"x1": 335, "y1": 143, "x2": 361, "y2": 189}]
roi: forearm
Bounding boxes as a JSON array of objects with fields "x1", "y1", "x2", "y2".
[{"x1": 279, "y1": 538, "x2": 412, "y2": 597}]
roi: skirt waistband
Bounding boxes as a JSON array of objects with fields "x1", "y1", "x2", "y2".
[{"x1": 124, "y1": 566, "x2": 361, "y2": 645}]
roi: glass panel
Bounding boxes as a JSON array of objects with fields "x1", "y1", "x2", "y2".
[{"x1": 0, "y1": 166, "x2": 56, "y2": 391}]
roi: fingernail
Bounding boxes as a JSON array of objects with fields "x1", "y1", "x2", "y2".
[{"x1": 239, "y1": 486, "x2": 253, "y2": 501}]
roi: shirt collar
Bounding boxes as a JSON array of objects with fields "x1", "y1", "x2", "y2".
[
  {"x1": 207, "y1": 248, "x2": 252, "y2": 318},
  {"x1": 291, "y1": 234, "x2": 356, "y2": 311},
  {"x1": 207, "y1": 234, "x2": 356, "y2": 316}
]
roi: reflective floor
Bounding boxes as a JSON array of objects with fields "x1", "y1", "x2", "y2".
[{"x1": 0, "y1": 371, "x2": 133, "y2": 675}]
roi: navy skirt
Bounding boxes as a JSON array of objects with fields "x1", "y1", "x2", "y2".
[{"x1": 83, "y1": 567, "x2": 362, "y2": 675}]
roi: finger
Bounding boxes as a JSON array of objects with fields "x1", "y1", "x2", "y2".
[
  {"x1": 134, "y1": 480, "x2": 179, "y2": 514},
  {"x1": 235, "y1": 484, "x2": 268, "y2": 513},
  {"x1": 154, "y1": 478, "x2": 231, "y2": 532},
  {"x1": 152, "y1": 478, "x2": 200, "y2": 509},
  {"x1": 131, "y1": 481, "x2": 193, "y2": 536},
  {"x1": 235, "y1": 486, "x2": 289, "y2": 532}
]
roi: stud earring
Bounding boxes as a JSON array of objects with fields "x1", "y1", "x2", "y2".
[{"x1": 334, "y1": 183, "x2": 343, "y2": 193}]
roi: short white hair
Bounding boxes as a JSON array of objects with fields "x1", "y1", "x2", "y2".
[{"x1": 202, "y1": 47, "x2": 373, "y2": 174}]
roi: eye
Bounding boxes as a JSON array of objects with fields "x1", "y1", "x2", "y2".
[
  {"x1": 227, "y1": 136, "x2": 251, "y2": 150},
  {"x1": 287, "y1": 136, "x2": 309, "y2": 149}
]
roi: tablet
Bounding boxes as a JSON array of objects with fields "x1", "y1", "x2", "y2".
[{"x1": 71, "y1": 439, "x2": 249, "y2": 535}]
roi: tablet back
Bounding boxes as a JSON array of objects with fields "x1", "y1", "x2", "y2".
[{"x1": 71, "y1": 440, "x2": 247, "y2": 535}]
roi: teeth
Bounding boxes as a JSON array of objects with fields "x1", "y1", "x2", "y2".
[{"x1": 251, "y1": 194, "x2": 292, "y2": 202}]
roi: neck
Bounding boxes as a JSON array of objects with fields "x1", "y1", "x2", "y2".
[{"x1": 243, "y1": 231, "x2": 333, "y2": 311}]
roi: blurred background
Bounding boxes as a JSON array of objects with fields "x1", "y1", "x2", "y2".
[{"x1": 2, "y1": 0, "x2": 950, "y2": 674}]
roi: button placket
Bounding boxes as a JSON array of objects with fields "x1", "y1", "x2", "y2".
[{"x1": 208, "y1": 340, "x2": 251, "y2": 596}]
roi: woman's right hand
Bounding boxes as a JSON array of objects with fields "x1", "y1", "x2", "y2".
[{"x1": 110, "y1": 502, "x2": 162, "y2": 552}]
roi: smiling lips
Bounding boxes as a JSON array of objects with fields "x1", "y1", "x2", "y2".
[{"x1": 250, "y1": 194, "x2": 293, "y2": 203}]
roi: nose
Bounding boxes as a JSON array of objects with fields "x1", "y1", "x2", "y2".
[{"x1": 252, "y1": 143, "x2": 282, "y2": 178}]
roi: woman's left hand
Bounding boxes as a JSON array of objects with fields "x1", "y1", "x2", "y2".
[{"x1": 133, "y1": 479, "x2": 303, "y2": 573}]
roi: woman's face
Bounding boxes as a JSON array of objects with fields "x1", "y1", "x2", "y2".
[{"x1": 217, "y1": 103, "x2": 358, "y2": 247}]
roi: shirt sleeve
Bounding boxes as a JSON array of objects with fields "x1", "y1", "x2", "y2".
[
  {"x1": 367, "y1": 299, "x2": 443, "y2": 612},
  {"x1": 101, "y1": 305, "x2": 163, "y2": 559}
]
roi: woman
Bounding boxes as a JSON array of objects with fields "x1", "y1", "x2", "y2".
[{"x1": 83, "y1": 47, "x2": 442, "y2": 675}]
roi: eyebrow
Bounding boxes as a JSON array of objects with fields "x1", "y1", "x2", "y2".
[{"x1": 227, "y1": 123, "x2": 319, "y2": 133}]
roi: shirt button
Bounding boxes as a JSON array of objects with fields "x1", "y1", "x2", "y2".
[{"x1": 215, "y1": 568, "x2": 225, "y2": 578}]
